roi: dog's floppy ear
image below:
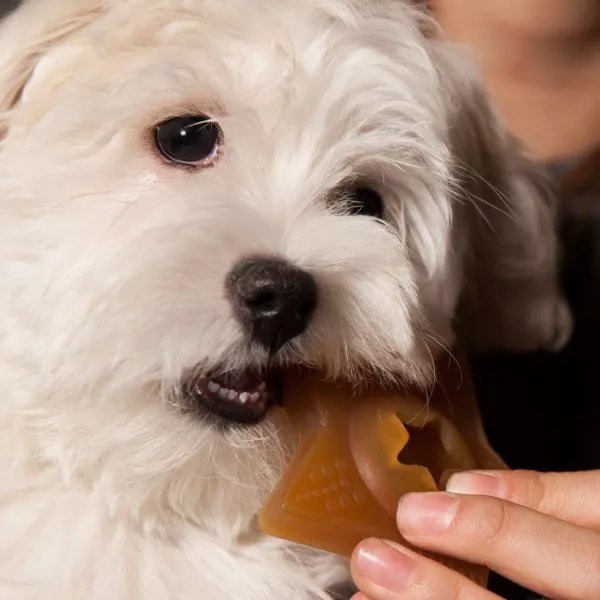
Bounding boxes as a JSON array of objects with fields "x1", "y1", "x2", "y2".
[
  {"x1": 0, "y1": 0, "x2": 104, "y2": 125},
  {"x1": 431, "y1": 43, "x2": 572, "y2": 353}
]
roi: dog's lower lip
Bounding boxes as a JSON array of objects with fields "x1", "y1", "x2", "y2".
[{"x1": 185, "y1": 369, "x2": 282, "y2": 424}]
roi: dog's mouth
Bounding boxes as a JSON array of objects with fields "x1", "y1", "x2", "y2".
[{"x1": 183, "y1": 368, "x2": 284, "y2": 425}]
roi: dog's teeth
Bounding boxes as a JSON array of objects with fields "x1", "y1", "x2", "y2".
[{"x1": 204, "y1": 378, "x2": 268, "y2": 405}]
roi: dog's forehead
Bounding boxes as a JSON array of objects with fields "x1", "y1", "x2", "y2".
[
  {"x1": 91, "y1": 0, "x2": 354, "y2": 72},
  {"x1": 56, "y1": 0, "x2": 425, "y2": 107},
  {"x1": 11, "y1": 0, "x2": 450, "y2": 199}
]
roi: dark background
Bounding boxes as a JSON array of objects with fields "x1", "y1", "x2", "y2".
[{"x1": 0, "y1": 0, "x2": 19, "y2": 18}]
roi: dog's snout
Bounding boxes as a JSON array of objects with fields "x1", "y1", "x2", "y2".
[{"x1": 226, "y1": 258, "x2": 318, "y2": 352}]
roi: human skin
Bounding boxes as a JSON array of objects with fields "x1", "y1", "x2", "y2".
[
  {"x1": 432, "y1": 0, "x2": 600, "y2": 160},
  {"x1": 350, "y1": 469, "x2": 600, "y2": 599}
]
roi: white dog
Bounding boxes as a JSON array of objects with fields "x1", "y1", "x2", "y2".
[{"x1": 0, "y1": 1, "x2": 571, "y2": 599}]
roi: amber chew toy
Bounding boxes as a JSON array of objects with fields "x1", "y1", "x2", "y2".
[{"x1": 258, "y1": 350, "x2": 506, "y2": 586}]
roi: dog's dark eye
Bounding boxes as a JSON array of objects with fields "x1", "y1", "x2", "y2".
[
  {"x1": 347, "y1": 186, "x2": 384, "y2": 219},
  {"x1": 154, "y1": 115, "x2": 222, "y2": 167}
]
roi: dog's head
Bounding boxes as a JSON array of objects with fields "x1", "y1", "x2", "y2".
[{"x1": 0, "y1": 0, "x2": 570, "y2": 525}]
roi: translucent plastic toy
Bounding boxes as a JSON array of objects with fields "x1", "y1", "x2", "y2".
[{"x1": 258, "y1": 350, "x2": 505, "y2": 586}]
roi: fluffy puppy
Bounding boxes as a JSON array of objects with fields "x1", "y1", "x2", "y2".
[{"x1": 0, "y1": 1, "x2": 570, "y2": 599}]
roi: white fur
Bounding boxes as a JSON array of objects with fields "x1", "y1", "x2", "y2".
[{"x1": 0, "y1": 1, "x2": 571, "y2": 598}]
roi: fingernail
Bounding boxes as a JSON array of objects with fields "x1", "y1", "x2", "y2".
[
  {"x1": 397, "y1": 492, "x2": 458, "y2": 534},
  {"x1": 446, "y1": 471, "x2": 507, "y2": 498},
  {"x1": 354, "y1": 539, "x2": 417, "y2": 592}
]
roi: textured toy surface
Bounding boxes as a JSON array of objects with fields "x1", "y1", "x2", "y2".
[{"x1": 258, "y1": 351, "x2": 505, "y2": 586}]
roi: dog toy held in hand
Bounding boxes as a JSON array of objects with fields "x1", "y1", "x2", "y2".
[{"x1": 258, "y1": 351, "x2": 505, "y2": 585}]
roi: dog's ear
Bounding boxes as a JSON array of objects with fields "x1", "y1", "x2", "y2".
[
  {"x1": 431, "y1": 42, "x2": 572, "y2": 353},
  {"x1": 0, "y1": 0, "x2": 104, "y2": 131}
]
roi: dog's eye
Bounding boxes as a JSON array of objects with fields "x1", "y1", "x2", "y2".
[
  {"x1": 347, "y1": 186, "x2": 384, "y2": 219},
  {"x1": 154, "y1": 115, "x2": 222, "y2": 167}
]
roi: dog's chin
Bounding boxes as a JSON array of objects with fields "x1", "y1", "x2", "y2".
[{"x1": 182, "y1": 367, "x2": 284, "y2": 426}]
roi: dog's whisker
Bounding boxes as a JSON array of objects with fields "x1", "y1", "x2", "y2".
[{"x1": 0, "y1": 0, "x2": 569, "y2": 596}]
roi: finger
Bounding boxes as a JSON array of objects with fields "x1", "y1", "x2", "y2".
[
  {"x1": 397, "y1": 492, "x2": 600, "y2": 600},
  {"x1": 446, "y1": 469, "x2": 600, "y2": 529},
  {"x1": 351, "y1": 538, "x2": 501, "y2": 600}
]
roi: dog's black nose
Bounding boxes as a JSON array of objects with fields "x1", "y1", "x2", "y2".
[{"x1": 226, "y1": 258, "x2": 318, "y2": 352}]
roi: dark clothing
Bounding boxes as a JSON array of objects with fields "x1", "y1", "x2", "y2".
[
  {"x1": 476, "y1": 152, "x2": 600, "y2": 598},
  {"x1": 475, "y1": 153, "x2": 600, "y2": 472}
]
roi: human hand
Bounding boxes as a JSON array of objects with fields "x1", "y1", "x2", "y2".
[{"x1": 350, "y1": 470, "x2": 600, "y2": 599}]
